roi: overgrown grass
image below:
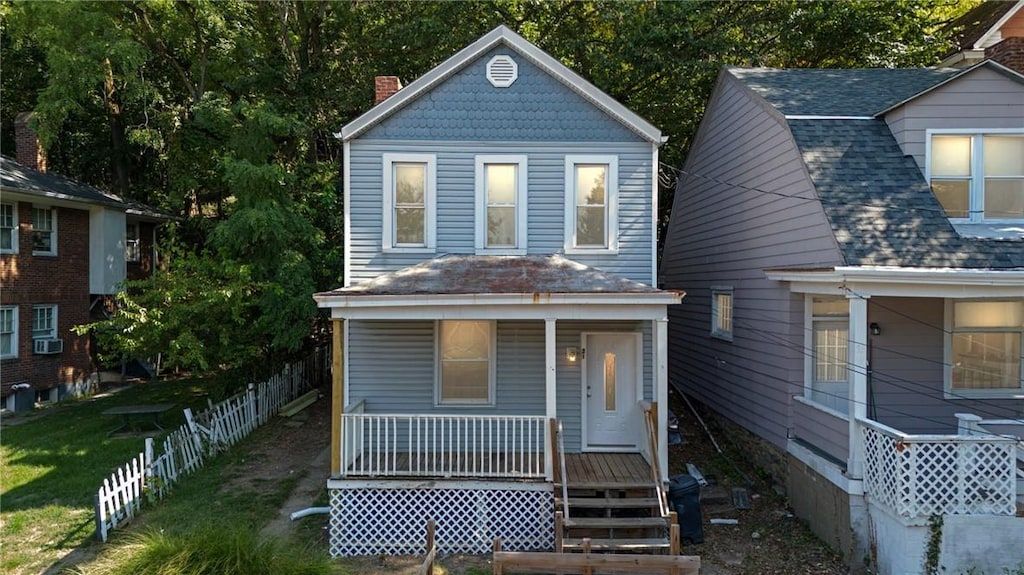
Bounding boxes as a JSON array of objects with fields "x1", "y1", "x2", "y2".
[
  {"x1": 0, "y1": 377, "x2": 229, "y2": 575},
  {"x1": 68, "y1": 527, "x2": 333, "y2": 575}
]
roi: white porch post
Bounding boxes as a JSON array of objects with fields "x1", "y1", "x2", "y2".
[
  {"x1": 544, "y1": 318, "x2": 557, "y2": 481},
  {"x1": 654, "y1": 317, "x2": 669, "y2": 482},
  {"x1": 847, "y1": 295, "x2": 869, "y2": 480}
]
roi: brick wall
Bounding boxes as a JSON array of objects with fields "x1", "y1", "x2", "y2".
[
  {"x1": 985, "y1": 37, "x2": 1024, "y2": 73},
  {"x1": 0, "y1": 201, "x2": 92, "y2": 394}
]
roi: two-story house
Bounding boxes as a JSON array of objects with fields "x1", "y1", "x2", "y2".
[
  {"x1": 1, "y1": 113, "x2": 165, "y2": 412},
  {"x1": 314, "y1": 26, "x2": 682, "y2": 557},
  {"x1": 660, "y1": 60, "x2": 1024, "y2": 573}
]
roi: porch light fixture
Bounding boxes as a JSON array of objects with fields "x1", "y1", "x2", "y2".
[
  {"x1": 870, "y1": 322, "x2": 881, "y2": 336},
  {"x1": 566, "y1": 347, "x2": 579, "y2": 363}
]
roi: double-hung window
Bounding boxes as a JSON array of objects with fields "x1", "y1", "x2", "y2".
[
  {"x1": 947, "y1": 300, "x2": 1023, "y2": 397},
  {"x1": 710, "y1": 287, "x2": 733, "y2": 340},
  {"x1": 382, "y1": 153, "x2": 436, "y2": 252},
  {"x1": 437, "y1": 320, "x2": 495, "y2": 405},
  {"x1": 1, "y1": 203, "x2": 17, "y2": 254},
  {"x1": 475, "y1": 155, "x2": 527, "y2": 254},
  {"x1": 806, "y1": 296, "x2": 850, "y2": 414},
  {"x1": 32, "y1": 304, "x2": 57, "y2": 341},
  {"x1": 32, "y1": 206, "x2": 56, "y2": 255},
  {"x1": 928, "y1": 131, "x2": 1024, "y2": 222},
  {"x1": 126, "y1": 222, "x2": 141, "y2": 262},
  {"x1": 0, "y1": 306, "x2": 17, "y2": 359},
  {"x1": 565, "y1": 155, "x2": 618, "y2": 252}
]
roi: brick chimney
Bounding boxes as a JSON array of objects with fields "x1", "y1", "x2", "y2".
[
  {"x1": 985, "y1": 37, "x2": 1024, "y2": 74},
  {"x1": 14, "y1": 112, "x2": 47, "y2": 173},
  {"x1": 374, "y1": 76, "x2": 402, "y2": 105}
]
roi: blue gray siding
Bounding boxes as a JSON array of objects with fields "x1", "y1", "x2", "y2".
[
  {"x1": 885, "y1": 66, "x2": 1024, "y2": 174},
  {"x1": 792, "y1": 398, "x2": 849, "y2": 464},
  {"x1": 348, "y1": 140, "x2": 654, "y2": 284},
  {"x1": 868, "y1": 297, "x2": 1023, "y2": 433},
  {"x1": 660, "y1": 72, "x2": 845, "y2": 450},
  {"x1": 348, "y1": 319, "x2": 652, "y2": 452},
  {"x1": 363, "y1": 47, "x2": 642, "y2": 143}
]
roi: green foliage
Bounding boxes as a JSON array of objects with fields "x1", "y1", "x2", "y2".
[{"x1": 70, "y1": 527, "x2": 334, "y2": 575}]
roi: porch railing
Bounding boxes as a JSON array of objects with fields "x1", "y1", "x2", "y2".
[
  {"x1": 957, "y1": 413, "x2": 1024, "y2": 502},
  {"x1": 859, "y1": 417, "x2": 1018, "y2": 518},
  {"x1": 340, "y1": 411, "x2": 548, "y2": 479}
]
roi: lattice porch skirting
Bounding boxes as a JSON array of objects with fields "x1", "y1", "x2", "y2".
[{"x1": 327, "y1": 480, "x2": 554, "y2": 556}]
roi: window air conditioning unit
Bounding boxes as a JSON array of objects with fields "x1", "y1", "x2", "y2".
[{"x1": 33, "y1": 339, "x2": 64, "y2": 355}]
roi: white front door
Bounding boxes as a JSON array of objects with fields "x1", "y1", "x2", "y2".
[{"x1": 583, "y1": 333, "x2": 641, "y2": 450}]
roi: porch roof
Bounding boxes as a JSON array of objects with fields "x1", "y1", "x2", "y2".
[
  {"x1": 764, "y1": 265, "x2": 1024, "y2": 298},
  {"x1": 314, "y1": 255, "x2": 682, "y2": 318}
]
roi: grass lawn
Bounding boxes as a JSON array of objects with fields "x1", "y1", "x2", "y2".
[{"x1": 0, "y1": 378, "x2": 231, "y2": 575}]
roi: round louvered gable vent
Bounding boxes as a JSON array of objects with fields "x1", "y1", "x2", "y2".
[{"x1": 486, "y1": 55, "x2": 518, "y2": 88}]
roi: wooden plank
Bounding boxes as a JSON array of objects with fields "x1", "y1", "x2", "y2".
[
  {"x1": 331, "y1": 319, "x2": 344, "y2": 475},
  {"x1": 493, "y1": 551, "x2": 700, "y2": 574}
]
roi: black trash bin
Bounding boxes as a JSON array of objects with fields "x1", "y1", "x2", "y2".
[{"x1": 668, "y1": 474, "x2": 703, "y2": 544}]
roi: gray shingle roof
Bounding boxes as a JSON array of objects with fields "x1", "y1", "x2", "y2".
[
  {"x1": 789, "y1": 119, "x2": 1024, "y2": 269},
  {"x1": 319, "y1": 254, "x2": 664, "y2": 296},
  {"x1": 728, "y1": 68, "x2": 961, "y2": 116},
  {"x1": 1, "y1": 155, "x2": 125, "y2": 207}
]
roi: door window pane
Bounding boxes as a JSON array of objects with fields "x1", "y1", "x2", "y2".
[{"x1": 603, "y1": 352, "x2": 616, "y2": 411}]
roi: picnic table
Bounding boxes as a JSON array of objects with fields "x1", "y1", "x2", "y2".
[{"x1": 102, "y1": 403, "x2": 176, "y2": 436}]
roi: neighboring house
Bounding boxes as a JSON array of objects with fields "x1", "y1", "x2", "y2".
[
  {"x1": 941, "y1": 0, "x2": 1024, "y2": 69},
  {"x1": 314, "y1": 26, "x2": 682, "y2": 557},
  {"x1": 0, "y1": 113, "x2": 166, "y2": 412},
  {"x1": 661, "y1": 60, "x2": 1024, "y2": 574}
]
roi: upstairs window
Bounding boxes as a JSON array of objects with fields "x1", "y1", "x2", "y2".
[
  {"x1": 437, "y1": 320, "x2": 495, "y2": 405},
  {"x1": 0, "y1": 306, "x2": 17, "y2": 359},
  {"x1": 929, "y1": 132, "x2": 1024, "y2": 221},
  {"x1": 565, "y1": 155, "x2": 618, "y2": 252},
  {"x1": 32, "y1": 304, "x2": 57, "y2": 340},
  {"x1": 475, "y1": 155, "x2": 527, "y2": 254},
  {"x1": 1, "y1": 203, "x2": 16, "y2": 254},
  {"x1": 382, "y1": 153, "x2": 436, "y2": 252},
  {"x1": 31, "y1": 206, "x2": 56, "y2": 255},
  {"x1": 948, "y1": 300, "x2": 1023, "y2": 397},
  {"x1": 126, "y1": 222, "x2": 141, "y2": 262}
]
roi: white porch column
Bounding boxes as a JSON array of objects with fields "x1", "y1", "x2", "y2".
[
  {"x1": 847, "y1": 295, "x2": 869, "y2": 480},
  {"x1": 544, "y1": 318, "x2": 557, "y2": 481},
  {"x1": 654, "y1": 317, "x2": 669, "y2": 483}
]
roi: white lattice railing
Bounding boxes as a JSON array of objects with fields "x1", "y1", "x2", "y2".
[
  {"x1": 957, "y1": 413, "x2": 1024, "y2": 502},
  {"x1": 341, "y1": 412, "x2": 547, "y2": 479},
  {"x1": 859, "y1": 417, "x2": 1018, "y2": 518}
]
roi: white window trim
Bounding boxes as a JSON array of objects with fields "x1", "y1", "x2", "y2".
[
  {"x1": 475, "y1": 155, "x2": 528, "y2": 255},
  {"x1": 564, "y1": 155, "x2": 618, "y2": 254},
  {"x1": 943, "y1": 298, "x2": 1024, "y2": 399},
  {"x1": 0, "y1": 305, "x2": 18, "y2": 359},
  {"x1": 801, "y1": 296, "x2": 852, "y2": 413},
  {"x1": 31, "y1": 206, "x2": 57, "y2": 256},
  {"x1": 1, "y1": 202, "x2": 18, "y2": 255},
  {"x1": 32, "y1": 304, "x2": 58, "y2": 341},
  {"x1": 382, "y1": 153, "x2": 436, "y2": 253},
  {"x1": 434, "y1": 320, "x2": 497, "y2": 407},
  {"x1": 710, "y1": 286, "x2": 733, "y2": 341},
  {"x1": 126, "y1": 221, "x2": 140, "y2": 263},
  {"x1": 925, "y1": 128, "x2": 1024, "y2": 224}
]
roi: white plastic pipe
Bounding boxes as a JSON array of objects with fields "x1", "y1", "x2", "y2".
[{"x1": 289, "y1": 507, "x2": 330, "y2": 521}]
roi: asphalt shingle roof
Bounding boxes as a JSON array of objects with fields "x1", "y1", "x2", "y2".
[
  {"x1": 941, "y1": 0, "x2": 1020, "y2": 56},
  {"x1": 1, "y1": 155, "x2": 125, "y2": 207},
  {"x1": 319, "y1": 255, "x2": 664, "y2": 296},
  {"x1": 789, "y1": 119, "x2": 1024, "y2": 268},
  {"x1": 728, "y1": 68, "x2": 961, "y2": 116}
]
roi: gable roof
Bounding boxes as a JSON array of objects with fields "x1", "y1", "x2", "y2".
[
  {"x1": 340, "y1": 25, "x2": 662, "y2": 143},
  {"x1": 943, "y1": 0, "x2": 1023, "y2": 55}
]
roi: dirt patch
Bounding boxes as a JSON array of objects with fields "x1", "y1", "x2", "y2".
[{"x1": 667, "y1": 390, "x2": 848, "y2": 574}]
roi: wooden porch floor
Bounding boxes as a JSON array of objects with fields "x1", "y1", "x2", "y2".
[{"x1": 563, "y1": 452, "x2": 653, "y2": 486}]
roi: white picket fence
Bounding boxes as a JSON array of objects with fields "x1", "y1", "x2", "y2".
[{"x1": 94, "y1": 346, "x2": 330, "y2": 541}]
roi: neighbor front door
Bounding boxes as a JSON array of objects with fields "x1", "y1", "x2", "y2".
[{"x1": 583, "y1": 333, "x2": 641, "y2": 450}]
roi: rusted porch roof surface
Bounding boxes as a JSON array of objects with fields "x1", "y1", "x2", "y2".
[{"x1": 321, "y1": 255, "x2": 666, "y2": 296}]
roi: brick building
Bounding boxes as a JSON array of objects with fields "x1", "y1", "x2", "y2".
[{"x1": 1, "y1": 113, "x2": 166, "y2": 411}]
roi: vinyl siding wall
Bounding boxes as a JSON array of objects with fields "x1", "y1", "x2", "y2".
[
  {"x1": 885, "y1": 66, "x2": 1024, "y2": 174},
  {"x1": 347, "y1": 319, "x2": 652, "y2": 452},
  {"x1": 868, "y1": 297, "x2": 1023, "y2": 434},
  {"x1": 660, "y1": 71, "x2": 845, "y2": 451}
]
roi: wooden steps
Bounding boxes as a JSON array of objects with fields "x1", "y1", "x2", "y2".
[
  {"x1": 556, "y1": 483, "x2": 673, "y2": 554},
  {"x1": 565, "y1": 517, "x2": 667, "y2": 529},
  {"x1": 562, "y1": 537, "x2": 671, "y2": 551},
  {"x1": 558, "y1": 496, "x2": 662, "y2": 509}
]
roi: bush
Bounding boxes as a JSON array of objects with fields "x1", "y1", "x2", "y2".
[{"x1": 71, "y1": 527, "x2": 334, "y2": 575}]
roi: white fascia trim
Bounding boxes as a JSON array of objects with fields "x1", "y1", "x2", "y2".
[
  {"x1": 475, "y1": 154, "x2": 528, "y2": 255},
  {"x1": 650, "y1": 145, "x2": 658, "y2": 286},
  {"x1": 767, "y1": 267, "x2": 1024, "y2": 286},
  {"x1": 783, "y1": 115, "x2": 875, "y2": 121},
  {"x1": 339, "y1": 26, "x2": 662, "y2": 144},
  {"x1": 787, "y1": 439, "x2": 861, "y2": 495},
  {"x1": 315, "y1": 292, "x2": 682, "y2": 309},
  {"x1": 0, "y1": 186, "x2": 125, "y2": 211},
  {"x1": 974, "y1": 0, "x2": 1024, "y2": 50},
  {"x1": 318, "y1": 302, "x2": 675, "y2": 322}
]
